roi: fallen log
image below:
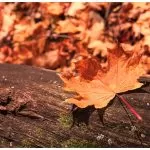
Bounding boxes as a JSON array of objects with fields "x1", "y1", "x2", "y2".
[{"x1": 0, "y1": 63, "x2": 149, "y2": 148}]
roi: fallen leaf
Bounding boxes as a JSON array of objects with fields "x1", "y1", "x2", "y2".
[
  {"x1": 41, "y1": 3, "x2": 64, "y2": 16},
  {"x1": 55, "y1": 19, "x2": 81, "y2": 34},
  {"x1": 0, "y1": 2, "x2": 149, "y2": 76},
  {"x1": 88, "y1": 40, "x2": 115, "y2": 57},
  {"x1": 33, "y1": 49, "x2": 66, "y2": 69},
  {"x1": 66, "y1": 2, "x2": 86, "y2": 17},
  {"x1": 0, "y1": 3, "x2": 16, "y2": 41},
  {"x1": 61, "y1": 46, "x2": 146, "y2": 108}
]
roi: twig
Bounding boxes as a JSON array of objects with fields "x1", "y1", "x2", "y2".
[{"x1": 116, "y1": 94, "x2": 142, "y2": 121}]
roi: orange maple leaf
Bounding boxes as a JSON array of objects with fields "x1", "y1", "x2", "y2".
[{"x1": 61, "y1": 46, "x2": 146, "y2": 109}]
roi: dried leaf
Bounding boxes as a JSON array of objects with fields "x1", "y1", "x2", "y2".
[
  {"x1": 61, "y1": 46, "x2": 146, "y2": 108},
  {"x1": 0, "y1": 3, "x2": 16, "y2": 41},
  {"x1": 55, "y1": 19, "x2": 81, "y2": 34},
  {"x1": 41, "y1": 3, "x2": 64, "y2": 16},
  {"x1": 67, "y1": 2, "x2": 86, "y2": 17}
]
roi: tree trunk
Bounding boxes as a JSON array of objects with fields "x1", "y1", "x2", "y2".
[{"x1": 0, "y1": 63, "x2": 149, "y2": 148}]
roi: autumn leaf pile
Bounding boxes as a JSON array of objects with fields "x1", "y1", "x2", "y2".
[{"x1": 0, "y1": 2, "x2": 149, "y2": 74}]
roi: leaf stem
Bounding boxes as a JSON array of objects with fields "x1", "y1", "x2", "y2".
[{"x1": 117, "y1": 95, "x2": 142, "y2": 121}]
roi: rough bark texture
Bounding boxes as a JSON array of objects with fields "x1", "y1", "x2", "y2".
[{"x1": 0, "y1": 63, "x2": 149, "y2": 148}]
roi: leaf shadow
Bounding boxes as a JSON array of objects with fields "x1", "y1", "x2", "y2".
[
  {"x1": 71, "y1": 83, "x2": 149, "y2": 127},
  {"x1": 71, "y1": 99, "x2": 114, "y2": 127}
]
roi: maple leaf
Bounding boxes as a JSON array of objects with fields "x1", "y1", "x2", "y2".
[{"x1": 61, "y1": 46, "x2": 146, "y2": 110}]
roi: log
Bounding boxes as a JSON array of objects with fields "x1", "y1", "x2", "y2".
[{"x1": 0, "y1": 63, "x2": 149, "y2": 148}]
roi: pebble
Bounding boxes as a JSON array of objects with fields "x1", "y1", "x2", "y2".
[
  {"x1": 2, "y1": 75, "x2": 7, "y2": 81},
  {"x1": 96, "y1": 134, "x2": 104, "y2": 141},
  {"x1": 53, "y1": 81, "x2": 57, "y2": 84},
  {"x1": 108, "y1": 138, "x2": 113, "y2": 145},
  {"x1": 131, "y1": 126, "x2": 137, "y2": 132},
  {"x1": 141, "y1": 134, "x2": 146, "y2": 138},
  {"x1": 9, "y1": 142, "x2": 13, "y2": 147}
]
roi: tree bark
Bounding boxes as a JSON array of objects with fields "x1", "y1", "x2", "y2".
[{"x1": 0, "y1": 63, "x2": 149, "y2": 148}]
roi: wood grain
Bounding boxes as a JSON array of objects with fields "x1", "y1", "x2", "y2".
[{"x1": 0, "y1": 63, "x2": 149, "y2": 148}]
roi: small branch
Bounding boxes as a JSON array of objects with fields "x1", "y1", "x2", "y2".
[{"x1": 117, "y1": 94, "x2": 142, "y2": 121}]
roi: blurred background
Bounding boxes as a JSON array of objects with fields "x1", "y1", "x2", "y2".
[{"x1": 0, "y1": 2, "x2": 149, "y2": 74}]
